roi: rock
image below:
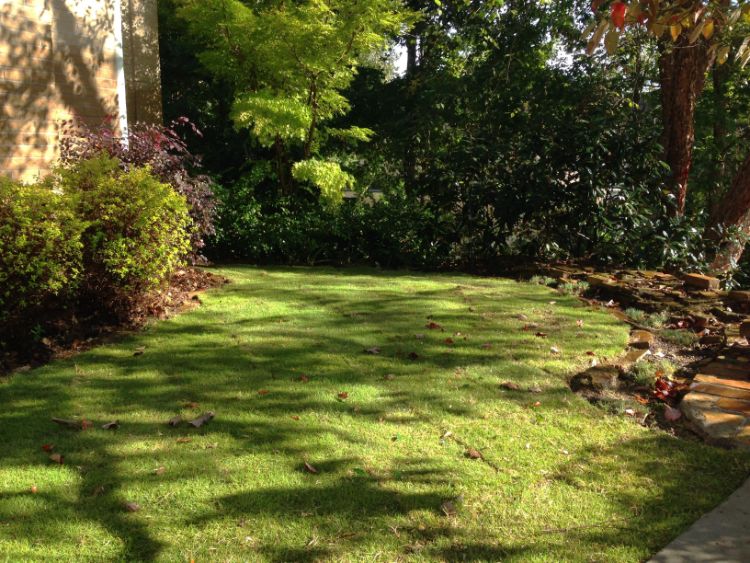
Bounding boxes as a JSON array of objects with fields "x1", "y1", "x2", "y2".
[
  {"x1": 683, "y1": 273, "x2": 720, "y2": 291},
  {"x1": 576, "y1": 365, "x2": 621, "y2": 391},
  {"x1": 693, "y1": 410, "x2": 745, "y2": 440},
  {"x1": 729, "y1": 290, "x2": 750, "y2": 302},
  {"x1": 716, "y1": 398, "x2": 750, "y2": 416},
  {"x1": 700, "y1": 334, "x2": 724, "y2": 346},
  {"x1": 619, "y1": 348, "x2": 648, "y2": 369},
  {"x1": 629, "y1": 330, "x2": 655, "y2": 350},
  {"x1": 740, "y1": 321, "x2": 750, "y2": 340},
  {"x1": 587, "y1": 274, "x2": 616, "y2": 287}
]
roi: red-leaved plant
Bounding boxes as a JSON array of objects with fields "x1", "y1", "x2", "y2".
[{"x1": 59, "y1": 116, "x2": 217, "y2": 264}]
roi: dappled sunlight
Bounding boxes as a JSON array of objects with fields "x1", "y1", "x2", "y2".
[{"x1": 0, "y1": 267, "x2": 747, "y2": 561}]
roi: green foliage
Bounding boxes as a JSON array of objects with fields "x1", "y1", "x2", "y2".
[
  {"x1": 624, "y1": 308, "x2": 647, "y2": 323},
  {"x1": 659, "y1": 329, "x2": 699, "y2": 348},
  {"x1": 177, "y1": 0, "x2": 412, "y2": 201},
  {"x1": 292, "y1": 159, "x2": 354, "y2": 204},
  {"x1": 625, "y1": 308, "x2": 670, "y2": 329},
  {"x1": 210, "y1": 172, "x2": 450, "y2": 268},
  {"x1": 0, "y1": 178, "x2": 84, "y2": 321},
  {"x1": 57, "y1": 155, "x2": 191, "y2": 316},
  {"x1": 628, "y1": 359, "x2": 676, "y2": 388},
  {"x1": 232, "y1": 91, "x2": 312, "y2": 147},
  {"x1": 558, "y1": 281, "x2": 590, "y2": 296},
  {"x1": 529, "y1": 276, "x2": 557, "y2": 286}
]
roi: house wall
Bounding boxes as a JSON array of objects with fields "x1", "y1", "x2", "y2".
[{"x1": 0, "y1": 0, "x2": 161, "y2": 183}]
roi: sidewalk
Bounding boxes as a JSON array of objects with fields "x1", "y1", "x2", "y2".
[{"x1": 650, "y1": 477, "x2": 750, "y2": 562}]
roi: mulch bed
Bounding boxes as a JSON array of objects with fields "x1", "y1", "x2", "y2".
[{"x1": 1, "y1": 267, "x2": 227, "y2": 376}]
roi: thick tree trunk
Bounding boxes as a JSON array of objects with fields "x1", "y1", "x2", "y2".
[
  {"x1": 708, "y1": 152, "x2": 750, "y2": 272},
  {"x1": 659, "y1": 38, "x2": 713, "y2": 215}
]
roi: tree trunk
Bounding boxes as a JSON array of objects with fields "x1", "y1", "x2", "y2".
[
  {"x1": 659, "y1": 38, "x2": 713, "y2": 215},
  {"x1": 708, "y1": 152, "x2": 750, "y2": 273}
]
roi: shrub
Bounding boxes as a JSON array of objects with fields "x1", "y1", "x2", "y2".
[
  {"x1": 0, "y1": 177, "x2": 84, "y2": 323},
  {"x1": 60, "y1": 118, "x2": 216, "y2": 263},
  {"x1": 57, "y1": 155, "x2": 191, "y2": 319}
]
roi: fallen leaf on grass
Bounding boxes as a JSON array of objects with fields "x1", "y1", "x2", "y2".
[
  {"x1": 167, "y1": 416, "x2": 183, "y2": 427},
  {"x1": 154, "y1": 466, "x2": 166, "y2": 475},
  {"x1": 383, "y1": 374, "x2": 396, "y2": 381},
  {"x1": 41, "y1": 444, "x2": 54, "y2": 452},
  {"x1": 184, "y1": 401, "x2": 200, "y2": 409},
  {"x1": 550, "y1": 346, "x2": 561, "y2": 354},
  {"x1": 189, "y1": 411, "x2": 215, "y2": 428},
  {"x1": 52, "y1": 417, "x2": 84, "y2": 430},
  {"x1": 444, "y1": 338, "x2": 454, "y2": 345},
  {"x1": 124, "y1": 501, "x2": 140, "y2": 512},
  {"x1": 408, "y1": 352, "x2": 420, "y2": 360},
  {"x1": 441, "y1": 500, "x2": 457, "y2": 517},
  {"x1": 257, "y1": 389, "x2": 270, "y2": 396},
  {"x1": 634, "y1": 395, "x2": 650, "y2": 405},
  {"x1": 101, "y1": 421, "x2": 119, "y2": 430},
  {"x1": 664, "y1": 406, "x2": 682, "y2": 422},
  {"x1": 415, "y1": 334, "x2": 425, "y2": 340},
  {"x1": 535, "y1": 332, "x2": 548, "y2": 338},
  {"x1": 500, "y1": 381, "x2": 521, "y2": 391},
  {"x1": 586, "y1": 351, "x2": 595, "y2": 356},
  {"x1": 532, "y1": 401, "x2": 542, "y2": 408},
  {"x1": 176, "y1": 437, "x2": 192, "y2": 444},
  {"x1": 303, "y1": 461, "x2": 318, "y2": 474},
  {"x1": 426, "y1": 322, "x2": 442, "y2": 330},
  {"x1": 291, "y1": 415, "x2": 300, "y2": 421},
  {"x1": 576, "y1": 320, "x2": 584, "y2": 328},
  {"x1": 337, "y1": 392, "x2": 349, "y2": 400},
  {"x1": 465, "y1": 448, "x2": 483, "y2": 460},
  {"x1": 49, "y1": 453, "x2": 64, "y2": 464},
  {"x1": 30, "y1": 485, "x2": 38, "y2": 494},
  {"x1": 364, "y1": 347, "x2": 381, "y2": 355},
  {"x1": 298, "y1": 374, "x2": 310, "y2": 383},
  {"x1": 480, "y1": 343, "x2": 492, "y2": 350},
  {"x1": 625, "y1": 408, "x2": 636, "y2": 417},
  {"x1": 529, "y1": 385, "x2": 543, "y2": 394},
  {"x1": 133, "y1": 347, "x2": 145, "y2": 357}
]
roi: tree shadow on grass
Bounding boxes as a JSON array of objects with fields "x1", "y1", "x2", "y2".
[{"x1": 0, "y1": 266, "x2": 636, "y2": 560}]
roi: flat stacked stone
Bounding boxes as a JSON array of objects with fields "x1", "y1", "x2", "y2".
[{"x1": 681, "y1": 350, "x2": 750, "y2": 446}]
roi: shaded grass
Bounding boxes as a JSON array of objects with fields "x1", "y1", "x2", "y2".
[{"x1": 0, "y1": 266, "x2": 748, "y2": 562}]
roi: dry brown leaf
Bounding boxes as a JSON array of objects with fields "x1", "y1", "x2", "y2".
[
  {"x1": 176, "y1": 437, "x2": 192, "y2": 444},
  {"x1": 124, "y1": 501, "x2": 140, "y2": 512},
  {"x1": 365, "y1": 347, "x2": 381, "y2": 355},
  {"x1": 257, "y1": 389, "x2": 270, "y2": 396},
  {"x1": 441, "y1": 500, "x2": 457, "y2": 517},
  {"x1": 465, "y1": 448, "x2": 483, "y2": 460},
  {"x1": 303, "y1": 461, "x2": 318, "y2": 474},
  {"x1": 49, "y1": 453, "x2": 63, "y2": 464},
  {"x1": 337, "y1": 392, "x2": 349, "y2": 400},
  {"x1": 167, "y1": 416, "x2": 183, "y2": 427},
  {"x1": 101, "y1": 421, "x2": 119, "y2": 430},
  {"x1": 30, "y1": 485, "x2": 38, "y2": 494},
  {"x1": 189, "y1": 411, "x2": 215, "y2": 428}
]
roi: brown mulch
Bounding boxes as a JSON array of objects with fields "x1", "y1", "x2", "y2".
[{"x1": 0, "y1": 267, "x2": 227, "y2": 376}]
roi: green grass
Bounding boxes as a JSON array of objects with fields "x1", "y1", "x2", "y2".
[{"x1": 1, "y1": 266, "x2": 748, "y2": 562}]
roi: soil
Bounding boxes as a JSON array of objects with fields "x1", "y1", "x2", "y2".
[{"x1": 0, "y1": 267, "x2": 227, "y2": 376}]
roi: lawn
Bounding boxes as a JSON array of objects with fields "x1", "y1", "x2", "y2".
[{"x1": 1, "y1": 266, "x2": 748, "y2": 562}]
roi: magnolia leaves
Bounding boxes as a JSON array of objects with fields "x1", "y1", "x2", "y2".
[{"x1": 586, "y1": 1, "x2": 750, "y2": 68}]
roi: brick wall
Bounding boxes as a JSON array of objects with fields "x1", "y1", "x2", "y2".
[{"x1": 0, "y1": 0, "x2": 162, "y2": 183}]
